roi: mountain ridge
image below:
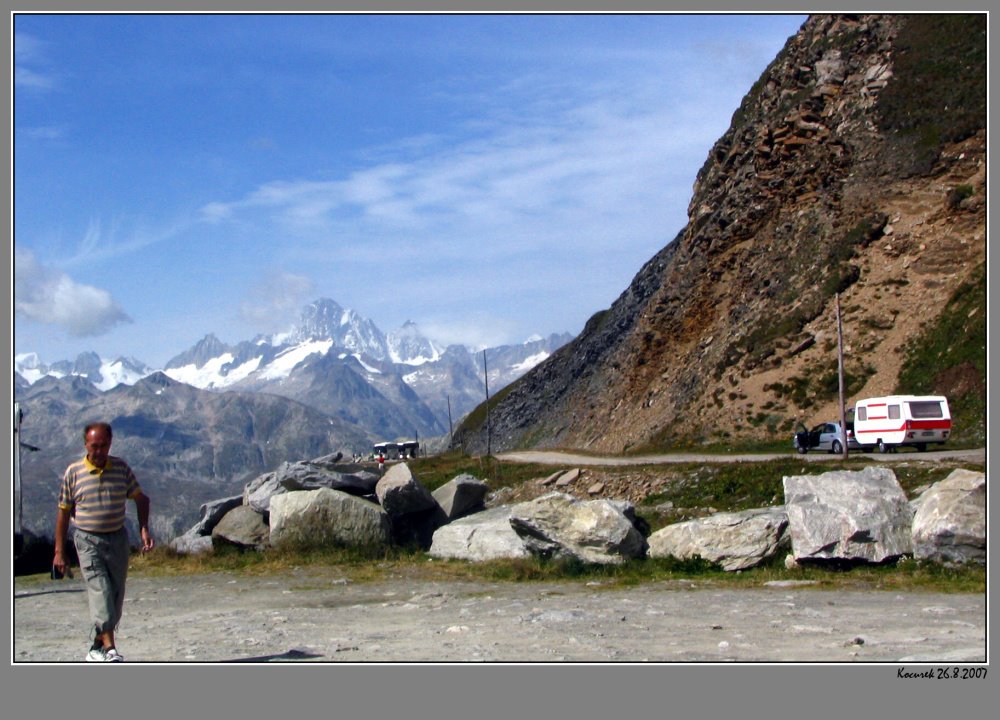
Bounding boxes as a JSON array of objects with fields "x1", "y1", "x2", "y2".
[{"x1": 14, "y1": 298, "x2": 573, "y2": 538}]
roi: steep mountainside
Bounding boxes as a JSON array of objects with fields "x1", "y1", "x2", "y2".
[{"x1": 454, "y1": 14, "x2": 986, "y2": 454}]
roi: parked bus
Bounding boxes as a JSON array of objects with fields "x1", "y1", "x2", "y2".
[{"x1": 372, "y1": 439, "x2": 420, "y2": 460}]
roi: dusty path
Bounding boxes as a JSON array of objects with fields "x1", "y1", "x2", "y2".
[
  {"x1": 13, "y1": 570, "x2": 985, "y2": 664},
  {"x1": 495, "y1": 448, "x2": 987, "y2": 467}
]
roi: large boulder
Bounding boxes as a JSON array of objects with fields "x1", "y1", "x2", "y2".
[
  {"x1": 278, "y1": 461, "x2": 379, "y2": 495},
  {"x1": 245, "y1": 458, "x2": 379, "y2": 513},
  {"x1": 783, "y1": 467, "x2": 913, "y2": 564},
  {"x1": 244, "y1": 470, "x2": 282, "y2": 513},
  {"x1": 307, "y1": 451, "x2": 345, "y2": 469},
  {"x1": 187, "y1": 495, "x2": 244, "y2": 536},
  {"x1": 268, "y1": 488, "x2": 392, "y2": 550},
  {"x1": 169, "y1": 531, "x2": 214, "y2": 555},
  {"x1": 211, "y1": 505, "x2": 270, "y2": 551},
  {"x1": 509, "y1": 492, "x2": 647, "y2": 565},
  {"x1": 432, "y1": 474, "x2": 489, "y2": 521},
  {"x1": 375, "y1": 463, "x2": 437, "y2": 517},
  {"x1": 429, "y1": 505, "x2": 532, "y2": 561},
  {"x1": 911, "y1": 469, "x2": 985, "y2": 564},
  {"x1": 647, "y1": 507, "x2": 789, "y2": 571}
]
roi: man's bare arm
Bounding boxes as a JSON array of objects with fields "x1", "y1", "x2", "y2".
[{"x1": 53, "y1": 506, "x2": 72, "y2": 573}]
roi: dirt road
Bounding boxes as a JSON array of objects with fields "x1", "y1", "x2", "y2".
[
  {"x1": 495, "y1": 448, "x2": 987, "y2": 467},
  {"x1": 13, "y1": 569, "x2": 985, "y2": 664}
]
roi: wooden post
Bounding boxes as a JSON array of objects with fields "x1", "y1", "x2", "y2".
[
  {"x1": 446, "y1": 394, "x2": 454, "y2": 449},
  {"x1": 836, "y1": 293, "x2": 848, "y2": 460}
]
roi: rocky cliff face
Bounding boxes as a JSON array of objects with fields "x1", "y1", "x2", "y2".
[{"x1": 454, "y1": 14, "x2": 986, "y2": 454}]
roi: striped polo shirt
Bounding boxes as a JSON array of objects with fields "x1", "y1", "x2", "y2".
[{"x1": 58, "y1": 455, "x2": 142, "y2": 533}]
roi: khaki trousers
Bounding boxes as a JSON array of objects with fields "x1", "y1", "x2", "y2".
[{"x1": 73, "y1": 527, "x2": 130, "y2": 639}]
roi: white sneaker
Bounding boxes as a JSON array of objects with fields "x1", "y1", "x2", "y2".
[{"x1": 86, "y1": 646, "x2": 125, "y2": 662}]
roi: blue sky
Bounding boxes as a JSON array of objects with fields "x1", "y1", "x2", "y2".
[{"x1": 13, "y1": 12, "x2": 807, "y2": 368}]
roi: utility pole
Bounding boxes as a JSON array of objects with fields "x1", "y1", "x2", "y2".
[
  {"x1": 836, "y1": 293, "x2": 848, "y2": 460},
  {"x1": 483, "y1": 349, "x2": 491, "y2": 457},
  {"x1": 446, "y1": 394, "x2": 454, "y2": 449}
]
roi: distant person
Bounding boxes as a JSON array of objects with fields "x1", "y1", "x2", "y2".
[
  {"x1": 53, "y1": 422, "x2": 154, "y2": 662},
  {"x1": 377, "y1": 453, "x2": 385, "y2": 473}
]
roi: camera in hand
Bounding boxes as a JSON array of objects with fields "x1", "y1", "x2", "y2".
[{"x1": 51, "y1": 565, "x2": 68, "y2": 580}]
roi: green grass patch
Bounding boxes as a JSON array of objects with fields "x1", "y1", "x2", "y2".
[
  {"x1": 877, "y1": 15, "x2": 986, "y2": 174},
  {"x1": 895, "y1": 263, "x2": 986, "y2": 446},
  {"x1": 406, "y1": 450, "x2": 556, "y2": 492},
  {"x1": 131, "y1": 541, "x2": 427, "y2": 581},
  {"x1": 117, "y1": 544, "x2": 986, "y2": 595},
  {"x1": 115, "y1": 540, "x2": 984, "y2": 595}
]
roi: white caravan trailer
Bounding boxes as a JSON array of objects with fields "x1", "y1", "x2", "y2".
[{"x1": 853, "y1": 395, "x2": 951, "y2": 453}]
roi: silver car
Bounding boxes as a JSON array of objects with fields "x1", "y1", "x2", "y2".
[{"x1": 793, "y1": 421, "x2": 862, "y2": 454}]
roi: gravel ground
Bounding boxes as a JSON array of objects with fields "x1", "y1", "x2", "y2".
[{"x1": 13, "y1": 569, "x2": 986, "y2": 664}]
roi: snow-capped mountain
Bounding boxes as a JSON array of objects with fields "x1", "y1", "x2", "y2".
[
  {"x1": 15, "y1": 351, "x2": 152, "y2": 392},
  {"x1": 387, "y1": 320, "x2": 445, "y2": 366},
  {"x1": 159, "y1": 300, "x2": 450, "y2": 392},
  {"x1": 13, "y1": 299, "x2": 572, "y2": 539},
  {"x1": 15, "y1": 298, "x2": 574, "y2": 438},
  {"x1": 290, "y1": 299, "x2": 390, "y2": 360}
]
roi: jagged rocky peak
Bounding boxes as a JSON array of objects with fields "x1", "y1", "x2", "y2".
[
  {"x1": 387, "y1": 320, "x2": 443, "y2": 364},
  {"x1": 49, "y1": 351, "x2": 102, "y2": 377},
  {"x1": 136, "y1": 370, "x2": 182, "y2": 389},
  {"x1": 296, "y1": 298, "x2": 349, "y2": 339},
  {"x1": 111, "y1": 356, "x2": 150, "y2": 373},
  {"x1": 165, "y1": 333, "x2": 232, "y2": 369},
  {"x1": 293, "y1": 298, "x2": 389, "y2": 359}
]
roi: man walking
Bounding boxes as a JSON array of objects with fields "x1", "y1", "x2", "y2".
[{"x1": 53, "y1": 422, "x2": 154, "y2": 662}]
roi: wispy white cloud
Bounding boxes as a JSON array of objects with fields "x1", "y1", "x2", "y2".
[
  {"x1": 239, "y1": 271, "x2": 316, "y2": 335},
  {"x1": 14, "y1": 249, "x2": 132, "y2": 337},
  {"x1": 200, "y1": 73, "x2": 711, "y2": 251},
  {"x1": 418, "y1": 313, "x2": 522, "y2": 351},
  {"x1": 61, "y1": 214, "x2": 193, "y2": 268},
  {"x1": 19, "y1": 125, "x2": 66, "y2": 140},
  {"x1": 188, "y1": 59, "x2": 744, "y2": 348},
  {"x1": 14, "y1": 33, "x2": 56, "y2": 90},
  {"x1": 15, "y1": 67, "x2": 55, "y2": 90}
]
